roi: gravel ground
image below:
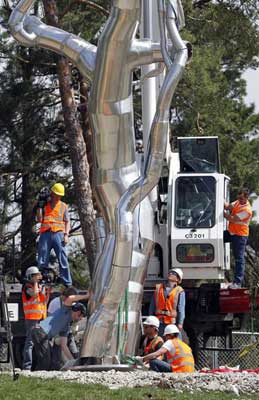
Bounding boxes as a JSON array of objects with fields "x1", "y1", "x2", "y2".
[{"x1": 15, "y1": 369, "x2": 259, "y2": 395}]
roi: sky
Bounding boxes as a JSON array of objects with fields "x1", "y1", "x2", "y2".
[
  {"x1": 243, "y1": 69, "x2": 259, "y2": 113},
  {"x1": 243, "y1": 68, "x2": 259, "y2": 221}
]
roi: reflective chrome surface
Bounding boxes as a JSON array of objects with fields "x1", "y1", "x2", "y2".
[{"x1": 9, "y1": 0, "x2": 190, "y2": 361}]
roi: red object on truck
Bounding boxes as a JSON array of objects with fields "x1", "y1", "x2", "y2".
[
  {"x1": 219, "y1": 288, "x2": 250, "y2": 314},
  {"x1": 255, "y1": 287, "x2": 259, "y2": 308}
]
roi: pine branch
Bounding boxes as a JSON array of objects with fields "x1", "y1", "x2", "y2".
[
  {"x1": 193, "y1": 0, "x2": 212, "y2": 8},
  {"x1": 59, "y1": 0, "x2": 109, "y2": 20}
]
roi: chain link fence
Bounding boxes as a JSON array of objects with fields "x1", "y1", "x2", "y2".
[
  {"x1": 197, "y1": 331, "x2": 259, "y2": 370},
  {"x1": 0, "y1": 342, "x2": 8, "y2": 363}
]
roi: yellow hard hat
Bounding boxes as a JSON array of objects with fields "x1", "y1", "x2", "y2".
[{"x1": 51, "y1": 183, "x2": 65, "y2": 196}]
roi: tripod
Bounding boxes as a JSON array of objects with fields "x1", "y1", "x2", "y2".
[{"x1": 0, "y1": 274, "x2": 19, "y2": 380}]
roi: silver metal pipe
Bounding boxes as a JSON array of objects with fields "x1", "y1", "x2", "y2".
[{"x1": 8, "y1": 0, "x2": 97, "y2": 80}]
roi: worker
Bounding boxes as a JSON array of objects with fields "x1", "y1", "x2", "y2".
[
  {"x1": 31, "y1": 287, "x2": 89, "y2": 370},
  {"x1": 47, "y1": 288, "x2": 81, "y2": 369},
  {"x1": 142, "y1": 324, "x2": 195, "y2": 373},
  {"x1": 224, "y1": 187, "x2": 252, "y2": 288},
  {"x1": 36, "y1": 182, "x2": 72, "y2": 287},
  {"x1": 149, "y1": 268, "x2": 185, "y2": 338},
  {"x1": 22, "y1": 266, "x2": 50, "y2": 371},
  {"x1": 141, "y1": 316, "x2": 164, "y2": 364}
]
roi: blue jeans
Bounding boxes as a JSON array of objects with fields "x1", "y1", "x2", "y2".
[
  {"x1": 224, "y1": 231, "x2": 248, "y2": 285},
  {"x1": 23, "y1": 320, "x2": 40, "y2": 370},
  {"x1": 38, "y1": 230, "x2": 72, "y2": 286},
  {"x1": 150, "y1": 359, "x2": 172, "y2": 373}
]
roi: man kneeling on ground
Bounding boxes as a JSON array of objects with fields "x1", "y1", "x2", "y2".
[
  {"x1": 140, "y1": 316, "x2": 164, "y2": 367},
  {"x1": 142, "y1": 324, "x2": 195, "y2": 373},
  {"x1": 31, "y1": 286, "x2": 89, "y2": 370}
]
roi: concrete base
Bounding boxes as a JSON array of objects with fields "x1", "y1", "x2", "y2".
[{"x1": 69, "y1": 364, "x2": 134, "y2": 372}]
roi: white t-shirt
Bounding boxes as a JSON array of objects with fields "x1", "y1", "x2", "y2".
[
  {"x1": 162, "y1": 339, "x2": 176, "y2": 355},
  {"x1": 48, "y1": 296, "x2": 62, "y2": 315}
]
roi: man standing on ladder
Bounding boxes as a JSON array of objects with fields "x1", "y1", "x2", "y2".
[
  {"x1": 36, "y1": 183, "x2": 72, "y2": 287},
  {"x1": 224, "y1": 187, "x2": 252, "y2": 288}
]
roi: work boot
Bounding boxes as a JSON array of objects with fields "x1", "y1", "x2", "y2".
[{"x1": 228, "y1": 282, "x2": 241, "y2": 289}]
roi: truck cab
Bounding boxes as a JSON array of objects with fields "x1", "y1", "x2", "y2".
[{"x1": 146, "y1": 136, "x2": 230, "y2": 282}]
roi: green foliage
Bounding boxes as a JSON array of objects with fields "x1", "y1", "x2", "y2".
[
  {"x1": 173, "y1": 0, "x2": 259, "y2": 196},
  {"x1": 68, "y1": 239, "x2": 90, "y2": 289},
  {"x1": 58, "y1": 0, "x2": 109, "y2": 43}
]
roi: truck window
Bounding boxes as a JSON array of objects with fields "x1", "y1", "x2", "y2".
[
  {"x1": 179, "y1": 137, "x2": 220, "y2": 173},
  {"x1": 175, "y1": 176, "x2": 216, "y2": 228},
  {"x1": 176, "y1": 244, "x2": 214, "y2": 263}
]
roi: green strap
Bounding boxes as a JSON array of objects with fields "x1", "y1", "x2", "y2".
[{"x1": 117, "y1": 288, "x2": 129, "y2": 360}]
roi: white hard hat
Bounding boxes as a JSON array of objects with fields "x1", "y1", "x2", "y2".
[
  {"x1": 143, "y1": 316, "x2": 160, "y2": 329},
  {"x1": 168, "y1": 268, "x2": 183, "y2": 282},
  {"x1": 25, "y1": 266, "x2": 41, "y2": 278},
  {"x1": 164, "y1": 324, "x2": 180, "y2": 336}
]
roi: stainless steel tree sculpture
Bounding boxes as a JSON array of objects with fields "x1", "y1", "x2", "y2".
[{"x1": 9, "y1": 0, "x2": 190, "y2": 362}]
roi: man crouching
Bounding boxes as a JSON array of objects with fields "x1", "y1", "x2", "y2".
[
  {"x1": 31, "y1": 287, "x2": 89, "y2": 370},
  {"x1": 142, "y1": 324, "x2": 195, "y2": 373}
]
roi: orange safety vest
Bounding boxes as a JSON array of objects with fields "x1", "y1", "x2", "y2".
[
  {"x1": 228, "y1": 200, "x2": 252, "y2": 237},
  {"x1": 143, "y1": 335, "x2": 164, "y2": 357},
  {"x1": 40, "y1": 201, "x2": 67, "y2": 234},
  {"x1": 154, "y1": 284, "x2": 184, "y2": 324},
  {"x1": 165, "y1": 338, "x2": 195, "y2": 373},
  {"x1": 22, "y1": 284, "x2": 48, "y2": 320}
]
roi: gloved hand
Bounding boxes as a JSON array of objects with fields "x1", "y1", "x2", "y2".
[
  {"x1": 61, "y1": 359, "x2": 76, "y2": 371},
  {"x1": 134, "y1": 356, "x2": 144, "y2": 363}
]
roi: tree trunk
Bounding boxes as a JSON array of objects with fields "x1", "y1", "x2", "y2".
[
  {"x1": 43, "y1": 0, "x2": 96, "y2": 277},
  {"x1": 21, "y1": 174, "x2": 37, "y2": 271},
  {"x1": 20, "y1": 56, "x2": 37, "y2": 272}
]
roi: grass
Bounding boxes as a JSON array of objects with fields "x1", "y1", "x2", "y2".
[{"x1": 0, "y1": 374, "x2": 258, "y2": 400}]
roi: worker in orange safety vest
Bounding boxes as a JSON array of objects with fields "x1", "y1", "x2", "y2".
[
  {"x1": 141, "y1": 324, "x2": 195, "y2": 373},
  {"x1": 149, "y1": 268, "x2": 185, "y2": 338},
  {"x1": 22, "y1": 266, "x2": 51, "y2": 370},
  {"x1": 224, "y1": 187, "x2": 252, "y2": 288},
  {"x1": 36, "y1": 183, "x2": 72, "y2": 286},
  {"x1": 140, "y1": 316, "x2": 164, "y2": 367}
]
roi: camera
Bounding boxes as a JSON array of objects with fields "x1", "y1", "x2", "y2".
[
  {"x1": 37, "y1": 187, "x2": 51, "y2": 209},
  {"x1": 41, "y1": 268, "x2": 59, "y2": 286}
]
